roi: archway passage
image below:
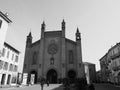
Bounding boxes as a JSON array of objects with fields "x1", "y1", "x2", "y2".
[
  {"x1": 47, "y1": 69, "x2": 57, "y2": 83},
  {"x1": 30, "y1": 71, "x2": 37, "y2": 84}
]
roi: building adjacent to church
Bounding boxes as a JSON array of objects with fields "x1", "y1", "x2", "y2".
[
  {"x1": 84, "y1": 62, "x2": 96, "y2": 84},
  {"x1": 0, "y1": 11, "x2": 12, "y2": 56},
  {"x1": 0, "y1": 42, "x2": 20, "y2": 85},
  {"x1": 0, "y1": 11, "x2": 21, "y2": 86},
  {"x1": 99, "y1": 43, "x2": 120, "y2": 84},
  {"x1": 23, "y1": 20, "x2": 85, "y2": 84}
]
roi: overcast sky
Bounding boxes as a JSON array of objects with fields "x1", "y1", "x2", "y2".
[{"x1": 1, "y1": 0, "x2": 120, "y2": 72}]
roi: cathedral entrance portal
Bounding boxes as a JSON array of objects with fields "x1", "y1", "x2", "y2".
[{"x1": 47, "y1": 69, "x2": 57, "y2": 83}]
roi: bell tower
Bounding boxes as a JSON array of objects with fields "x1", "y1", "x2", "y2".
[
  {"x1": 38, "y1": 21, "x2": 46, "y2": 78},
  {"x1": 61, "y1": 19, "x2": 66, "y2": 78},
  {"x1": 41, "y1": 21, "x2": 45, "y2": 39},
  {"x1": 61, "y1": 19, "x2": 65, "y2": 37},
  {"x1": 75, "y1": 28, "x2": 85, "y2": 78},
  {"x1": 23, "y1": 31, "x2": 32, "y2": 84},
  {"x1": 76, "y1": 27, "x2": 81, "y2": 41},
  {"x1": 26, "y1": 32, "x2": 32, "y2": 47}
]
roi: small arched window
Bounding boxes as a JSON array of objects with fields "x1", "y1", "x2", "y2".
[
  {"x1": 32, "y1": 52, "x2": 38, "y2": 64},
  {"x1": 69, "y1": 50, "x2": 74, "y2": 64}
]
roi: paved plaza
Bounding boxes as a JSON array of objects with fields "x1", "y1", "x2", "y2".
[
  {"x1": 0, "y1": 83, "x2": 120, "y2": 90},
  {"x1": 94, "y1": 83, "x2": 120, "y2": 90},
  {"x1": 0, "y1": 84, "x2": 63, "y2": 90}
]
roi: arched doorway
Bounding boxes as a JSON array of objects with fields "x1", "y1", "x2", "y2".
[
  {"x1": 30, "y1": 71, "x2": 37, "y2": 84},
  {"x1": 47, "y1": 69, "x2": 57, "y2": 83}
]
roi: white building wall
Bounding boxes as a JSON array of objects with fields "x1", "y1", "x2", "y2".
[
  {"x1": 0, "y1": 16, "x2": 9, "y2": 55},
  {"x1": 0, "y1": 43, "x2": 19, "y2": 85},
  {"x1": 84, "y1": 62, "x2": 96, "y2": 84},
  {"x1": 84, "y1": 64, "x2": 90, "y2": 84}
]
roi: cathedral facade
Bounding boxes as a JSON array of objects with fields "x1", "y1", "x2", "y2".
[{"x1": 23, "y1": 20, "x2": 85, "y2": 84}]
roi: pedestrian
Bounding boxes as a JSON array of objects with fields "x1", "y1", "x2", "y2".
[
  {"x1": 47, "y1": 80, "x2": 49, "y2": 86},
  {"x1": 40, "y1": 78, "x2": 44, "y2": 90}
]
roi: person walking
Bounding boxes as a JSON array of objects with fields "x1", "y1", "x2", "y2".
[
  {"x1": 40, "y1": 78, "x2": 44, "y2": 90},
  {"x1": 47, "y1": 80, "x2": 49, "y2": 86}
]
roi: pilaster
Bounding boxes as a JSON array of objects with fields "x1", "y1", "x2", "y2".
[
  {"x1": 38, "y1": 38, "x2": 45, "y2": 78},
  {"x1": 61, "y1": 37, "x2": 66, "y2": 78},
  {"x1": 76, "y1": 36, "x2": 85, "y2": 78}
]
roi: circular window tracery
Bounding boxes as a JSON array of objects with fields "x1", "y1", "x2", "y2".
[{"x1": 48, "y1": 43, "x2": 58, "y2": 55}]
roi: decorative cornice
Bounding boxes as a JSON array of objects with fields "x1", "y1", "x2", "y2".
[
  {"x1": 0, "y1": 11, "x2": 12, "y2": 23},
  {"x1": 4, "y1": 42, "x2": 20, "y2": 54}
]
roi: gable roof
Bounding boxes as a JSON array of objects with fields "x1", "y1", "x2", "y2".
[
  {"x1": 65, "y1": 38, "x2": 76, "y2": 45},
  {"x1": 31, "y1": 40, "x2": 40, "y2": 47},
  {"x1": 45, "y1": 31, "x2": 62, "y2": 37}
]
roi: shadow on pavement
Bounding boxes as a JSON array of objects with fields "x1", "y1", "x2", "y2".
[{"x1": 51, "y1": 85, "x2": 72, "y2": 90}]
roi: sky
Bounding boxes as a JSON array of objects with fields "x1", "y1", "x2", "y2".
[{"x1": 1, "y1": 0, "x2": 120, "y2": 72}]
